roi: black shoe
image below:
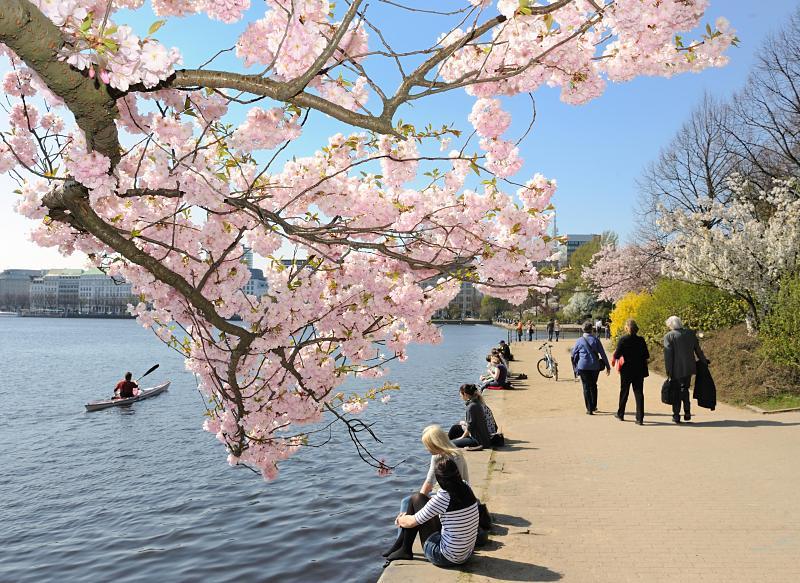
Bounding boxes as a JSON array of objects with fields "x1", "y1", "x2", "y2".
[
  {"x1": 635, "y1": 420, "x2": 644, "y2": 426},
  {"x1": 684, "y1": 414, "x2": 691, "y2": 421},
  {"x1": 592, "y1": 408, "x2": 599, "y2": 413},
  {"x1": 614, "y1": 413, "x2": 623, "y2": 421},
  {"x1": 586, "y1": 410, "x2": 593, "y2": 415},
  {"x1": 672, "y1": 416, "x2": 681, "y2": 424}
]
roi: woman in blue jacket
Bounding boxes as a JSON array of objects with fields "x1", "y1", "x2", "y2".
[{"x1": 571, "y1": 321, "x2": 610, "y2": 414}]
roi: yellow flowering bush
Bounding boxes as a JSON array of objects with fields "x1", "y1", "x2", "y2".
[{"x1": 609, "y1": 291, "x2": 650, "y2": 339}]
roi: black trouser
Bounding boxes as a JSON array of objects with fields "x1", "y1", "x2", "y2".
[
  {"x1": 672, "y1": 376, "x2": 692, "y2": 418},
  {"x1": 579, "y1": 370, "x2": 600, "y2": 412},
  {"x1": 618, "y1": 375, "x2": 644, "y2": 422}
]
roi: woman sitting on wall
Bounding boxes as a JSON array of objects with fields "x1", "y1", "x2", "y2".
[
  {"x1": 448, "y1": 384, "x2": 495, "y2": 450},
  {"x1": 384, "y1": 458, "x2": 480, "y2": 567},
  {"x1": 386, "y1": 425, "x2": 470, "y2": 550}
]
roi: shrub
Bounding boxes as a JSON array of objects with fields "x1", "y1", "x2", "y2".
[
  {"x1": 609, "y1": 291, "x2": 650, "y2": 339},
  {"x1": 635, "y1": 280, "x2": 747, "y2": 349},
  {"x1": 759, "y1": 273, "x2": 800, "y2": 370}
]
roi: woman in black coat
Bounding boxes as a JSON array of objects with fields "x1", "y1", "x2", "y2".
[{"x1": 612, "y1": 319, "x2": 650, "y2": 425}]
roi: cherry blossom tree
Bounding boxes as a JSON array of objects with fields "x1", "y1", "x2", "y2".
[
  {"x1": 660, "y1": 175, "x2": 800, "y2": 331},
  {"x1": 0, "y1": 0, "x2": 735, "y2": 479},
  {"x1": 583, "y1": 242, "x2": 663, "y2": 302}
]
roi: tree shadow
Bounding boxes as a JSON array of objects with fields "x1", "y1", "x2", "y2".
[
  {"x1": 491, "y1": 513, "x2": 532, "y2": 528},
  {"x1": 497, "y1": 438, "x2": 537, "y2": 452},
  {"x1": 462, "y1": 555, "x2": 562, "y2": 581},
  {"x1": 687, "y1": 419, "x2": 800, "y2": 428}
]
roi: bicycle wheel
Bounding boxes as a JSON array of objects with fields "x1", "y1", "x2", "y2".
[
  {"x1": 537, "y1": 358, "x2": 554, "y2": 378},
  {"x1": 553, "y1": 362, "x2": 559, "y2": 382}
]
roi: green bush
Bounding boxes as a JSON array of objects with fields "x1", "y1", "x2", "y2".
[
  {"x1": 759, "y1": 274, "x2": 800, "y2": 370},
  {"x1": 636, "y1": 280, "x2": 748, "y2": 350}
]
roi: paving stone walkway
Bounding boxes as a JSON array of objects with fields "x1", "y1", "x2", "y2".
[{"x1": 379, "y1": 339, "x2": 800, "y2": 583}]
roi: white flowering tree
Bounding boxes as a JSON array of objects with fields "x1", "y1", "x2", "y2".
[
  {"x1": 583, "y1": 242, "x2": 663, "y2": 303},
  {"x1": 660, "y1": 176, "x2": 800, "y2": 330},
  {"x1": 0, "y1": 0, "x2": 735, "y2": 479}
]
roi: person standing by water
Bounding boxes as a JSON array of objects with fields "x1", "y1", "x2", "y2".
[
  {"x1": 664, "y1": 316, "x2": 708, "y2": 424},
  {"x1": 571, "y1": 321, "x2": 610, "y2": 414},
  {"x1": 547, "y1": 319, "x2": 555, "y2": 341},
  {"x1": 553, "y1": 319, "x2": 561, "y2": 342},
  {"x1": 516, "y1": 320, "x2": 523, "y2": 342},
  {"x1": 613, "y1": 319, "x2": 650, "y2": 425},
  {"x1": 528, "y1": 321, "x2": 535, "y2": 342}
]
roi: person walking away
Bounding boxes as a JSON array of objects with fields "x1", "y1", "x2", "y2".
[
  {"x1": 554, "y1": 319, "x2": 561, "y2": 342},
  {"x1": 613, "y1": 319, "x2": 649, "y2": 425},
  {"x1": 571, "y1": 321, "x2": 610, "y2": 414},
  {"x1": 595, "y1": 318, "x2": 603, "y2": 336},
  {"x1": 663, "y1": 316, "x2": 708, "y2": 424},
  {"x1": 546, "y1": 319, "x2": 555, "y2": 342},
  {"x1": 516, "y1": 320, "x2": 523, "y2": 342},
  {"x1": 527, "y1": 322, "x2": 534, "y2": 342},
  {"x1": 114, "y1": 372, "x2": 138, "y2": 399}
]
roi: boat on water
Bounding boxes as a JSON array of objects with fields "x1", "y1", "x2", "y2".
[{"x1": 85, "y1": 381, "x2": 170, "y2": 411}]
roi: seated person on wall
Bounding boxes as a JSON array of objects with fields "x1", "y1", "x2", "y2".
[
  {"x1": 448, "y1": 384, "x2": 495, "y2": 450},
  {"x1": 479, "y1": 355, "x2": 509, "y2": 390},
  {"x1": 387, "y1": 425, "x2": 470, "y2": 553},
  {"x1": 383, "y1": 458, "x2": 480, "y2": 567},
  {"x1": 113, "y1": 372, "x2": 139, "y2": 399},
  {"x1": 498, "y1": 340, "x2": 513, "y2": 361}
]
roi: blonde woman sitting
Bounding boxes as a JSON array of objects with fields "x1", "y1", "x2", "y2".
[{"x1": 383, "y1": 425, "x2": 469, "y2": 557}]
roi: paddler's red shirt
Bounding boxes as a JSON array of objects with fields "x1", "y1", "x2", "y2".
[{"x1": 115, "y1": 380, "x2": 138, "y2": 398}]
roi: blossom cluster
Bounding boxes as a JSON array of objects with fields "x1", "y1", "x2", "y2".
[
  {"x1": 582, "y1": 242, "x2": 664, "y2": 303},
  {"x1": 660, "y1": 175, "x2": 800, "y2": 324},
  {"x1": 0, "y1": 0, "x2": 734, "y2": 480}
]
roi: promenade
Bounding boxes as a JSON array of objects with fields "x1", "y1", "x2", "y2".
[{"x1": 379, "y1": 340, "x2": 800, "y2": 583}]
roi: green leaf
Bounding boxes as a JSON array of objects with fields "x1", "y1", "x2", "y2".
[
  {"x1": 148, "y1": 20, "x2": 166, "y2": 36},
  {"x1": 80, "y1": 15, "x2": 93, "y2": 34}
]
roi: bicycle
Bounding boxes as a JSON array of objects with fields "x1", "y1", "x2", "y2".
[{"x1": 537, "y1": 342, "x2": 559, "y2": 381}]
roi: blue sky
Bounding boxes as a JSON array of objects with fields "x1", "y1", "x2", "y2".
[{"x1": 1, "y1": 0, "x2": 798, "y2": 270}]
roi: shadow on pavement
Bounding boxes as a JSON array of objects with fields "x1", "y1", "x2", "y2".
[
  {"x1": 463, "y1": 556, "x2": 562, "y2": 581},
  {"x1": 498, "y1": 439, "x2": 537, "y2": 452},
  {"x1": 491, "y1": 513, "x2": 532, "y2": 528},
  {"x1": 686, "y1": 419, "x2": 800, "y2": 428}
]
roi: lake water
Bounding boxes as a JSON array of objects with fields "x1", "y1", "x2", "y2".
[{"x1": 0, "y1": 318, "x2": 516, "y2": 583}]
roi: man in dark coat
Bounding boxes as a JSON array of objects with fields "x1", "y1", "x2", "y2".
[{"x1": 663, "y1": 316, "x2": 708, "y2": 423}]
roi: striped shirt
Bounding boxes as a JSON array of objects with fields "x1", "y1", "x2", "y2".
[{"x1": 413, "y1": 489, "x2": 479, "y2": 564}]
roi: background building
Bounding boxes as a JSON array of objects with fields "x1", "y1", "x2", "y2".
[
  {"x1": 0, "y1": 269, "x2": 43, "y2": 311},
  {"x1": 564, "y1": 234, "x2": 600, "y2": 264},
  {"x1": 28, "y1": 269, "x2": 135, "y2": 316},
  {"x1": 432, "y1": 280, "x2": 483, "y2": 320}
]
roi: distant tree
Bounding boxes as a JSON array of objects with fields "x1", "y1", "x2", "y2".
[
  {"x1": 563, "y1": 292, "x2": 598, "y2": 322},
  {"x1": 480, "y1": 295, "x2": 512, "y2": 321}
]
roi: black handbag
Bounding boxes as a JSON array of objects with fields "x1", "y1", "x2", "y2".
[
  {"x1": 478, "y1": 502, "x2": 493, "y2": 530},
  {"x1": 661, "y1": 379, "x2": 677, "y2": 404}
]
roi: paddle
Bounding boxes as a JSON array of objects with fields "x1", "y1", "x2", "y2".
[{"x1": 136, "y1": 364, "x2": 159, "y2": 382}]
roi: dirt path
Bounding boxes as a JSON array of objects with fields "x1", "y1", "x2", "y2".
[{"x1": 378, "y1": 339, "x2": 800, "y2": 583}]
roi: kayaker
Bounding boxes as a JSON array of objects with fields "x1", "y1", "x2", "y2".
[{"x1": 114, "y1": 372, "x2": 139, "y2": 399}]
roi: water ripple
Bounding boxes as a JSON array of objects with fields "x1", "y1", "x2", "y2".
[{"x1": 1, "y1": 318, "x2": 501, "y2": 583}]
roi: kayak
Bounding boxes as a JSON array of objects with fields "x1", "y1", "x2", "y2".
[{"x1": 85, "y1": 381, "x2": 171, "y2": 412}]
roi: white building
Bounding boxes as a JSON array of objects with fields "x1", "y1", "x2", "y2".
[
  {"x1": 29, "y1": 269, "x2": 134, "y2": 315},
  {"x1": 243, "y1": 268, "x2": 267, "y2": 297},
  {"x1": 78, "y1": 269, "x2": 134, "y2": 315}
]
